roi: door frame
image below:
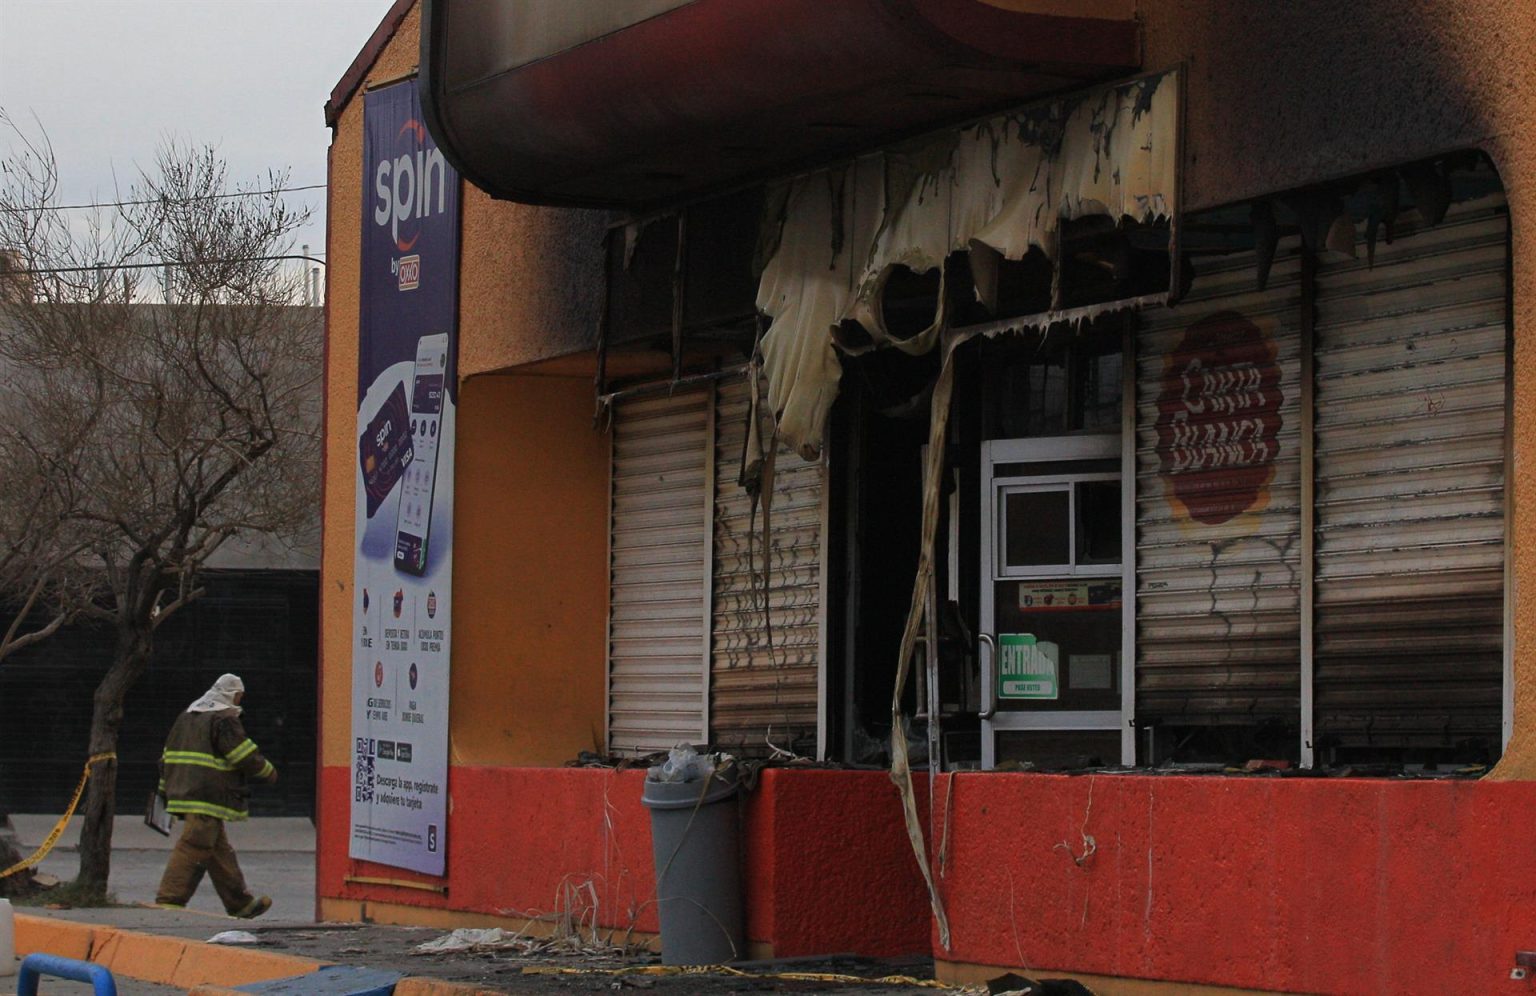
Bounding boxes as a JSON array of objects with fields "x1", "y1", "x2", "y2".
[{"x1": 978, "y1": 433, "x2": 1134, "y2": 767}]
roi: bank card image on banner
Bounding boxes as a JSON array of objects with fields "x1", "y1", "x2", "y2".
[{"x1": 359, "y1": 382, "x2": 413, "y2": 518}]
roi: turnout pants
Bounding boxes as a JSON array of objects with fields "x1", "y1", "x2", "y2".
[{"x1": 155, "y1": 813, "x2": 258, "y2": 915}]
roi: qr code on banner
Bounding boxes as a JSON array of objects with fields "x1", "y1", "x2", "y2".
[{"x1": 354, "y1": 738, "x2": 375, "y2": 803}]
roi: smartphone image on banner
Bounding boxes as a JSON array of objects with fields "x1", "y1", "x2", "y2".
[{"x1": 394, "y1": 333, "x2": 449, "y2": 576}]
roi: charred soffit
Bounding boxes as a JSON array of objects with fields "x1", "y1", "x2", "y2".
[
  {"x1": 418, "y1": 0, "x2": 1140, "y2": 210},
  {"x1": 602, "y1": 71, "x2": 1183, "y2": 431}
]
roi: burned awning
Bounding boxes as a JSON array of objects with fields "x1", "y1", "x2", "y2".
[
  {"x1": 419, "y1": 0, "x2": 1140, "y2": 210},
  {"x1": 756, "y1": 70, "x2": 1181, "y2": 457}
]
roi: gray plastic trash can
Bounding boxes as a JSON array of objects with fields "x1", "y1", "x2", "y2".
[{"x1": 641, "y1": 767, "x2": 744, "y2": 965}]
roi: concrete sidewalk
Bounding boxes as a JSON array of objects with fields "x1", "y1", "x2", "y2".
[
  {"x1": 9, "y1": 815, "x2": 314, "y2": 853},
  {"x1": 10, "y1": 913, "x2": 949, "y2": 996},
  {"x1": 6, "y1": 818, "x2": 951, "y2": 994},
  {"x1": 11, "y1": 816, "x2": 316, "y2": 926}
]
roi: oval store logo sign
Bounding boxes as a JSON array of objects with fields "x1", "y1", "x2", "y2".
[{"x1": 1153, "y1": 310, "x2": 1284, "y2": 526}]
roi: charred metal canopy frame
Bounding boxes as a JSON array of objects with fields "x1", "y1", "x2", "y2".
[{"x1": 419, "y1": 0, "x2": 1140, "y2": 211}]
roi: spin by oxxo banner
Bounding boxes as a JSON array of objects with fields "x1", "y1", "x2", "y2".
[{"x1": 351, "y1": 79, "x2": 458, "y2": 876}]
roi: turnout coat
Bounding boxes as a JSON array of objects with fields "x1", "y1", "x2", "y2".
[{"x1": 158, "y1": 708, "x2": 275, "y2": 821}]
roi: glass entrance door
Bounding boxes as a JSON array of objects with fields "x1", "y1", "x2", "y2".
[{"x1": 980, "y1": 435, "x2": 1129, "y2": 768}]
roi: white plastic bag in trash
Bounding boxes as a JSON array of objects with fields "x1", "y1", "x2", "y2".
[{"x1": 648, "y1": 743, "x2": 736, "y2": 783}]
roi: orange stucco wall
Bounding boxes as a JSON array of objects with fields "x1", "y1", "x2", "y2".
[
  {"x1": 319, "y1": 2, "x2": 420, "y2": 772},
  {"x1": 320, "y1": 4, "x2": 611, "y2": 773},
  {"x1": 446, "y1": 372, "x2": 608, "y2": 765},
  {"x1": 457, "y1": 189, "x2": 608, "y2": 378}
]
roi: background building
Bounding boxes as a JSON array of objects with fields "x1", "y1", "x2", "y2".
[
  {"x1": 0, "y1": 302, "x2": 322, "y2": 820},
  {"x1": 0, "y1": 569, "x2": 318, "y2": 817}
]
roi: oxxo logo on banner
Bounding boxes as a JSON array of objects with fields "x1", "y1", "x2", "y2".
[
  {"x1": 396, "y1": 255, "x2": 420, "y2": 291},
  {"x1": 373, "y1": 118, "x2": 449, "y2": 257}
]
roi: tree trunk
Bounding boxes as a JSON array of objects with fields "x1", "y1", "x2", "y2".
[
  {"x1": 73, "y1": 624, "x2": 153, "y2": 894},
  {"x1": 0, "y1": 833, "x2": 38, "y2": 898}
]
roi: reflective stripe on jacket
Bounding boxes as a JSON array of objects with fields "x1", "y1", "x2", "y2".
[{"x1": 158, "y1": 708, "x2": 274, "y2": 822}]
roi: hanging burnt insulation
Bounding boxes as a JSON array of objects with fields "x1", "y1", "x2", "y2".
[
  {"x1": 1401, "y1": 161, "x2": 1452, "y2": 226},
  {"x1": 954, "y1": 245, "x2": 1056, "y2": 323},
  {"x1": 1284, "y1": 190, "x2": 1347, "y2": 256},
  {"x1": 750, "y1": 67, "x2": 1182, "y2": 872},
  {"x1": 754, "y1": 70, "x2": 1182, "y2": 460},
  {"x1": 1363, "y1": 171, "x2": 1399, "y2": 267},
  {"x1": 1234, "y1": 152, "x2": 1492, "y2": 292},
  {"x1": 1251, "y1": 201, "x2": 1279, "y2": 290},
  {"x1": 888, "y1": 335, "x2": 962, "y2": 951}
]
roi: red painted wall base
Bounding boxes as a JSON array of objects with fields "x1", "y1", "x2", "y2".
[
  {"x1": 317, "y1": 765, "x2": 932, "y2": 957},
  {"x1": 320, "y1": 765, "x2": 1536, "y2": 995},
  {"x1": 931, "y1": 772, "x2": 1536, "y2": 996}
]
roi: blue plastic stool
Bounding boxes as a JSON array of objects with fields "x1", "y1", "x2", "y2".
[
  {"x1": 233, "y1": 965, "x2": 400, "y2": 995},
  {"x1": 16, "y1": 954, "x2": 117, "y2": 996}
]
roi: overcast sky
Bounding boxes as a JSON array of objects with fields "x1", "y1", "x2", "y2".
[{"x1": 0, "y1": 0, "x2": 396, "y2": 298}]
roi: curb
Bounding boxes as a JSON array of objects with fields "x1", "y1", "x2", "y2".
[
  {"x1": 185, "y1": 980, "x2": 505, "y2": 996},
  {"x1": 16, "y1": 915, "x2": 514, "y2": 995},
  {"x1": 394, "y1": 982, "x2": 508, "y2": 996},
  {"x1": 16, "y1": 914, "x2": 324, "y2": 990}
]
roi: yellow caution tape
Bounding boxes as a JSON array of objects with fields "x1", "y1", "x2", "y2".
[
  {"x1": 520, "y1": 965, "x2": 957, "y2": 988},
  {"x1": 0, "y1": 752, "x2": 117, "y2": 879}
]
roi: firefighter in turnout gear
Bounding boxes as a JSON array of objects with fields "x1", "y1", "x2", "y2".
[{"x1": 155, "y1": 673, "x2": 277, "y2": 918}]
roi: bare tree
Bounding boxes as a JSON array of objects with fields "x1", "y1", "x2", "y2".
[{"x1": 0, "y1": 115, "x2": 320, "y2": 895}]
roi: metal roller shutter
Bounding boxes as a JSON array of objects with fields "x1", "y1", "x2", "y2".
[
  {"x1": 607, "y1": 390, "x2": 711, "y2": 755},
  {"x1": 710, "y1": 378, "x2": 823, "y2": 756},
  {"x1": 1312, "y1": 195, "x2": 1508, "y2": 759},
  {"x1": 1135, "y1": 238, "x2": 1305, "y2": 727}
]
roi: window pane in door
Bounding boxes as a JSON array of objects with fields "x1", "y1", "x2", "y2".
[
  {"x1": 1004, "y1": 489, "x2": 1070, "y2": 567},
  {"x1": 1075, "y1": 480, "x2": 1121, "y2": 565},
  {"x1": 996, "y1": 580, "x2": 1123, "y2": 711}
]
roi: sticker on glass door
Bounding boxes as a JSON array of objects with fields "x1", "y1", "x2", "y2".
[{"x1": 998, "y1": 634, "x2": 1059, "y2": 700}]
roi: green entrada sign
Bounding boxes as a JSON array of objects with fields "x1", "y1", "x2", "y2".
[{"x1": 998, "y1": 633, "x2": 1058, "y2": 700}]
